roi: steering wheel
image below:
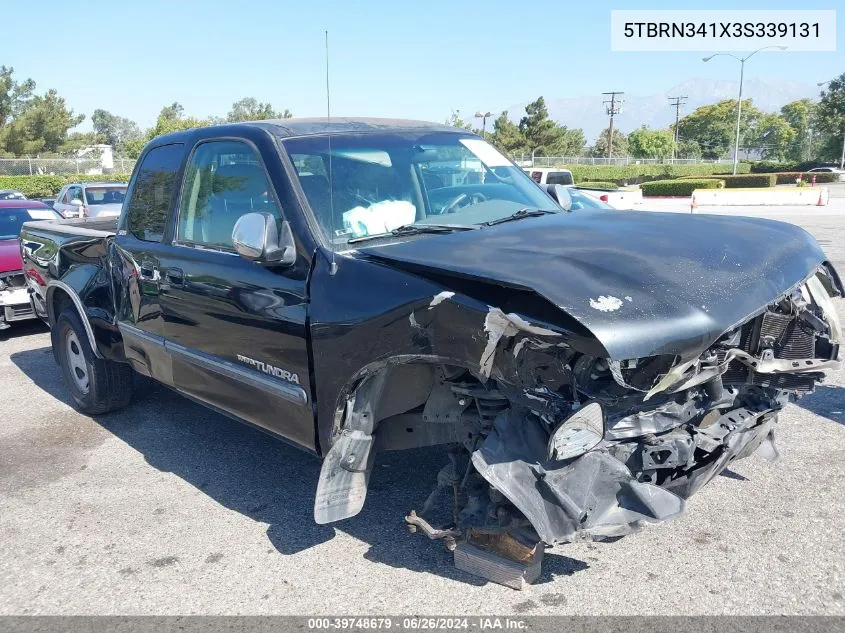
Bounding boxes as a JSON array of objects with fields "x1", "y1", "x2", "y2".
[{"x1": 439, "y1": 192, "x2": 488, "y2": 214}]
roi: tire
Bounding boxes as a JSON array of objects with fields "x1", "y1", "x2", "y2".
[{"x1": 52, "y1": 308, "x2": 134, "y2": 414}]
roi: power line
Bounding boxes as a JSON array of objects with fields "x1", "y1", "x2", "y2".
[
  {"x1": 668, "y1": 96, "x2": 687, "y2": 160},
  {"x1": 602, "y1": 91, "x2": 624, "y2": 158}
]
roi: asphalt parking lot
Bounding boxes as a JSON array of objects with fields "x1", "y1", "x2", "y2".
[{"x1": 1, "y1": 201, "x2": 844, "y2": 615}]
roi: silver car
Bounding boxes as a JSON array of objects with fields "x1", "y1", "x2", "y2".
[{"x1": 54, "y1": 182, "x2": 127, "y2": 219}]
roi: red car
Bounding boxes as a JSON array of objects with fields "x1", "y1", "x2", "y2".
[{"x1": 0, "y1": 200, "x2": 62, "y2": 330}]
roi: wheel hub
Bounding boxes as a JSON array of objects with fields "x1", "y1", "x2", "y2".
[{"x1": 65, "y1": 330, "x2": 89, "y2": 394}]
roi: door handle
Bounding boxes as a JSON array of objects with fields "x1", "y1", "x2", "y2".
[{"x1": 165, "y1": 268, "x2": 184, "y2": 286}]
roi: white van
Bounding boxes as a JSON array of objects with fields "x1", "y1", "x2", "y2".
[{"x1": 523, "y1": 168, "x2": 574, "y2": 186}]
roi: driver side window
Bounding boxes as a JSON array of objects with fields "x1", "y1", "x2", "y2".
[{"x1": 177, "y1": 140, "x2": 282, "y2": 250}]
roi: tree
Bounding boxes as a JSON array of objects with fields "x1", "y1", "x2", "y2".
[
  {"x1": 227, "y1": 97, "x2": 291, "y2": 122},
  {"x1": 148, "y1": 102, "x2": 209, "y2": 140},
  {"x1": 816, "y1": 72, "x2": 845, "y2": 164},
  {"x1": 0, "y1": 66, "x2": 35, "y2": 127},
  {"x1": 121, "y1": 137, "x2": 147, "y2": 160},
  {"x1": 92, "y1": 109, "x2": 142, "y2": 150},
  {"x1": 1, "y1": 67, "x2": 83, "y2": 156},
  {"x1": 60, "y1": 131, "x2": 103, "y2": 154},
  {"x1": 0, "y1": 89, "x2": 84, "y2": 155},
  {"x1": 676, "y1": 139, "x2": 702, "y2": 159},
  {"x1": 780, "y1": 99, "x2": 817, "y2": 162},
  {"x1": 591, "y1": 128, "x2": 628, "y2": 157},
  {"x1": 512, "y1": 97, "x2": 585, "y2": 156},
  {"x1": 489, "y1": 111, "x2": 525, "y2": 153},
  {"x1": 519, "y1": 97, "x2": 563, "y2": 155},
  {"x1": 627, "y1": 126, "x2": 675, "y2": 159},
  {"x1": 558, "y1": 128, "x2": 586, "y2": 156},
  {"x1": 445, "y1": 110, "x2": 472, "y2": 130},
  {"x1": 750, "y1": 112, "x2": 795, "y2": 161},
  {"x1": 158, "y1": 102, "x2": 184, "y2": 121},
  {"x1": 677, "y1": 99, "x2": 764, "y2": 159}
]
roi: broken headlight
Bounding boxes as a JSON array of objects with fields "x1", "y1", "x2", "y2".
[{"x1": 547, "y1": 401, "x2": 605, "y2": 461}]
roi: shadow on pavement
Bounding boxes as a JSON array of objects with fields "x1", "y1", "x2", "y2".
[
  {"x1": 10, "y1": 346, "x2": 589, "y2": 585},
  {"x1": 793, "y1": 385, "x2": 845, "y2": 426},
  {"x1": 0, "y1": 320, "x2": 49, "y2": 340}
]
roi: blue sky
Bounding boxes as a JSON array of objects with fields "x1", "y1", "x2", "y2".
[{"x1": 2, "y1": 0, "x2": 841, "y2": 131}]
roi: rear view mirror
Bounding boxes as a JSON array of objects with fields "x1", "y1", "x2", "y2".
[
  {"x1": 232, "y1": 212, "x2": 296, "y2": 266},
  {"x1": 545, "y1": 184, "x2": 572, "y2": 211}
]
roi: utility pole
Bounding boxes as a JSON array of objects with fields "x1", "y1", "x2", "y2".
[
  {"x1": 668, "y1": 96, "x2": 687, "y2": 161},
  {"x1": 602, "y1": 92, "x2": 624, "y2": 158}
]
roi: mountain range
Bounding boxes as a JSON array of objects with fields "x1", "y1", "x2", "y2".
[{"x1": 507, "y1": 78, "x2": 820, "y2": 143}]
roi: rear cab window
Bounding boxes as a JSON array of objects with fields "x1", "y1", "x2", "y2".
[
  {"x1": 85, "y1": 186, "x2": 127, "y2": 205},
  {"x1": 546, "y1": 171, "x2": 573, "y2": 186},
  {"x1": 124, "y1": 144, "x2": 185, "y2": 242}
]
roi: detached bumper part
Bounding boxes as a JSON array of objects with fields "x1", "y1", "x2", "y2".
[
  {"x1": 471, "y1": 412, "x2": 685, "y2": 544},
  {"x1": 0, "y1": 286, "x2": 36, "y2": 327}
]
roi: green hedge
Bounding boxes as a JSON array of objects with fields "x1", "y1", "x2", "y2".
[
  {"x1": 749, "y1": 161, "x2": 826, "y2": 173},
  {"x1": 560, "y1": 163, "x2": 748, "y2": 186},
  {"x1": 575, "y1": 181, "x2": 619, "y2": 190},
  {"x1": 0, "y1": 173, "x2": 132, "y2": 198},
  {"x1": 774, "y1": 171, "x2": 839, "y2": 184},
  {"x1": 681, "y1": 173, "x2": 776, "y2": 188},
  {"x1": 716, "y1": 174, "x2": 776, "y2": 188},
  {"x1": 641, "y1": 179, "x2": 724, "y2": 196}
]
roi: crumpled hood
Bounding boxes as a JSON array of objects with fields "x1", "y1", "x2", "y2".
[
  {"x1": 360, "y1": 210, "x2": 828, "y2": 360},
  {"x1": 0, "y1": 239, "x2": 23, "y2": 273}
]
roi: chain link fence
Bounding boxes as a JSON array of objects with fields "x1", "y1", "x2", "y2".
[
  {"x1": 0, "y1": 157, "x2": 137, "y2": 176},
  {"x1": 510, "y1": 154, "x2": 734, "y2": 167}
]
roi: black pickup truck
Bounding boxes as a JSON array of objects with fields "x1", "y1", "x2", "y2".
[{"x1": 20, "y1": 119, "x2": 842, "y2": 581}]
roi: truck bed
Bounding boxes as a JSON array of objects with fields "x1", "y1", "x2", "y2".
[{"x1": 21, "y1": 215, "x2": 119, "y2": 238}]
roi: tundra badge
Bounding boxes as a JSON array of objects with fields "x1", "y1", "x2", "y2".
[{"x1": 236, "y1": 354, "x2": 300, "y2": 384}]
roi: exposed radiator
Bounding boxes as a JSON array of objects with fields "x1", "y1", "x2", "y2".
[{"x1": 720, "y1": 310, "x2": 818, "y2": 393}]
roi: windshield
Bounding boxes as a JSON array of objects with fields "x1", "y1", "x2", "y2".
[
  {"x1": 84, "y1": 186, "x2": 126, "y2": 205},
  {"x1": 282, "y1": 132, "x2": 557, "y2": 246},
  {"x1": 0, "y1": 208, "x2": 61, "y2": 240}
]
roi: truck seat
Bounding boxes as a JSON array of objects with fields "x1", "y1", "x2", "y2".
[{"x1": 206, "y1": 163, "x2": 273, "y2": 247}]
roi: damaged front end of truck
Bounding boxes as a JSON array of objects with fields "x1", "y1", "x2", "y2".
[
  {"x1": 310, "y1": 210, "x2": 842, "y2": 585},
  {"x1": 469, "y1": 266, "x2": 841, "y2": 546}
]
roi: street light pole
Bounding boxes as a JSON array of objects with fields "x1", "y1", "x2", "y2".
[
  {"x1": 703, "y1": 46, "x2": 787, "y2": 175},
  {"x1": 475, "y1": 111, "x2": 492, "y2": 139},
  {"x1": 729, "y1": 59, "x2": 747, "y2": 175}
]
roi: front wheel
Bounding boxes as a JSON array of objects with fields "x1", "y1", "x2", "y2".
[{"x1": 53, "y1": 308, "x2": 133, "y2": 414}]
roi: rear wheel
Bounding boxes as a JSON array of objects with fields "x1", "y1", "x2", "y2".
[{"x1": 53, "y1": 308, "x2": 133, "y2": 414}]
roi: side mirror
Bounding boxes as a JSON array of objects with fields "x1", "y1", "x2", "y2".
[
  {"x1": 232, "y1": 212, "x2": 296, "y2": 266},
  {"x1": 70, "y1": 199, "x2": 84, "y2": 207},
  {"x1": 547, "y1": 401, "x2": 604, "y2": 461},
  {"x1": 544, "y1": 184, "x2": 572, "y2": 212}
]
